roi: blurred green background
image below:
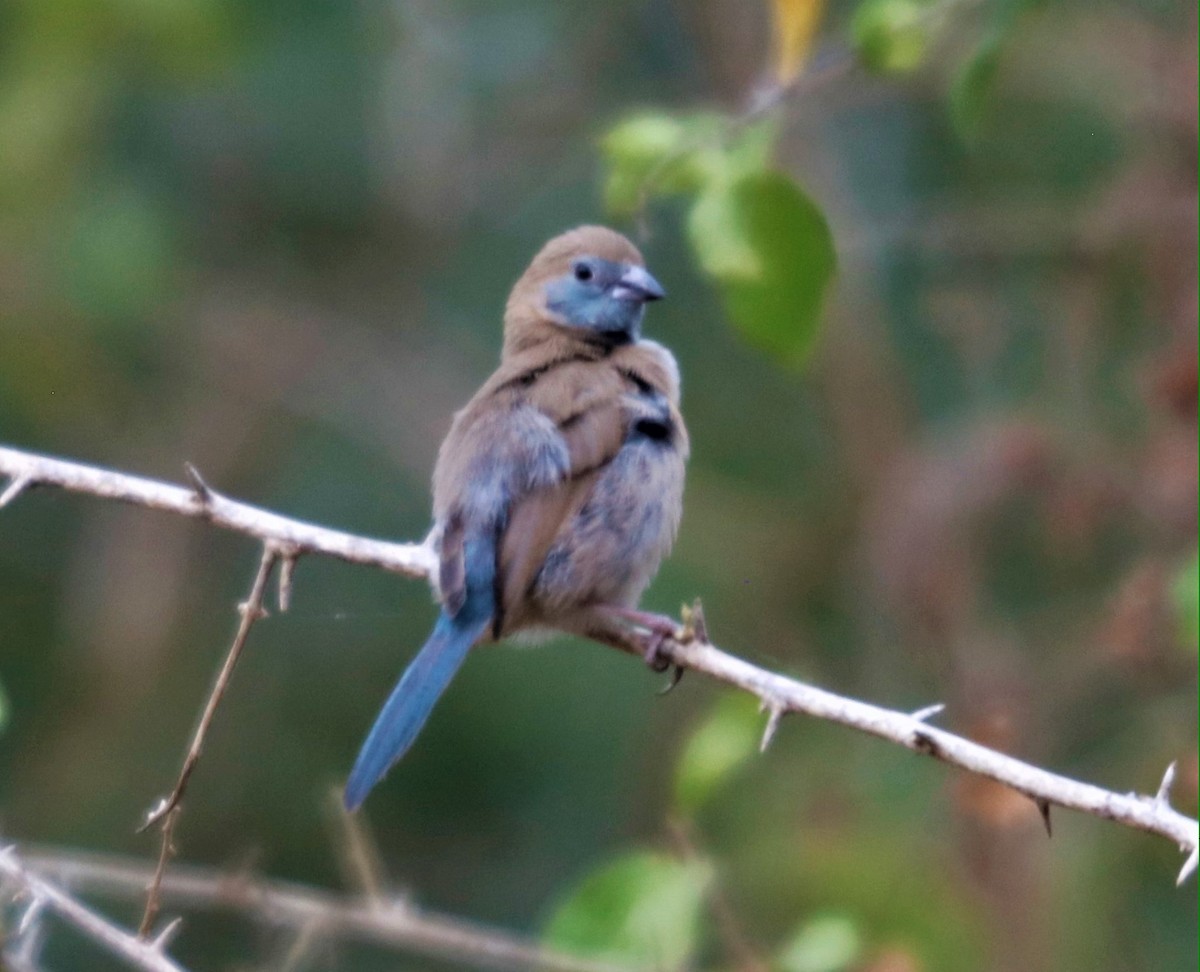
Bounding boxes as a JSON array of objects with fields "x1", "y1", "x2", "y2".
[{"x1": 0, "y1": 0, "x2": 1195, "y2": 969}]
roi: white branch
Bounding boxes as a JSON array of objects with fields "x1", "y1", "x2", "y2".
[
  {"x1": 663, "y1": 639, "x2": 1199, "y2": 874},
  {"x1": 0, "y1": 445, "x2": 436, "y2": 579},
  {"x1": 0, "y1": 846, "x2": 187, "y2": 972},
  {"x1": 21, "y1": 847, "x2": 627, "y2": 972},
  {"x1": 1, "y1": 443, "x2": 1196, "y2": 881}
]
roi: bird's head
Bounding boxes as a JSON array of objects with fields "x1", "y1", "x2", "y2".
[{"x1": 504, "y1": 226, "x2": 665, "y2": 355}]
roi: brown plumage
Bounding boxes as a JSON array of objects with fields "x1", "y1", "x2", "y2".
[
  {"x1": 432, "y1": 224, "x2": 688, "y2": 638},
  {"x1": 345, "y1": 225, "x2": 687, "y2": 808}
]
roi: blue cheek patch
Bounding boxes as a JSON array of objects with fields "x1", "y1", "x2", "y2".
[{"x1": 544, "y1": 277, "x2": 644, "y2": 337}]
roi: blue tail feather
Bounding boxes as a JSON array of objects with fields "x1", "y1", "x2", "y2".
[{"x1": 344, "y1": 533, "x2": 496, "y2": 810}]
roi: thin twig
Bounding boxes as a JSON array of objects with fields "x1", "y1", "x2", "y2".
[
  {"x1": 666, "y1": 820, "x2": 768, "y2": 972},
  {"x1": 138, "y1": 546, "x2": 279, "y2": 936},
  {"x1": 0, "y1": 846, "x2": 187, "y2": 972},
  {"x1": 22, "y1": 846, "x2": 630, "y2": 972},
  {"x1": 1, "y1": 442, "x2": 1196, "y2": 882},
  {"x1": 326, "y1": 788, "x2": 387, "y2": 901},
  {"x1": 137, "y1": 807, "x2": 180, "y2": 938}
]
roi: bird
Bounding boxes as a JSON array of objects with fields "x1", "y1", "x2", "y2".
[{"x1": 344, "y1": 225, "x2": 689, "y2": 810}]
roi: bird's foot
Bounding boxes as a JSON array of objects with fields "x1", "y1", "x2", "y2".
[{"x1": 595, "y1": 605, "x2": 685, "y2": 688}]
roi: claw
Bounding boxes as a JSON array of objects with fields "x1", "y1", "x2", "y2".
[
  {"x1": 642, "y1": 630, "x2": 672, "y2": 673},
  {"x1": 657, "y1": 665, "x2": 684, "y2": 695}
]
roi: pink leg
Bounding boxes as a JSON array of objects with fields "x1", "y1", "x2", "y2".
[{"x1": 591, "y1": 605, "x2": 682, "y2": 678}]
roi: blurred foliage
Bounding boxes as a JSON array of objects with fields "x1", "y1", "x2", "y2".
[
  {"x1": 543, "y1": 851, "x2": 711, "y2": 968},
  {"x1": 772, "y1": 0, "x2": 830, "y2": 82},
  {"x1": 777, "y1": 913, "x2": 864, "y2": 972},
  {"x1": 0, "y1": 0, "x2": 1196, "y2": 969},
  {"x1": 602, "y1": 114, "x2": 835, "y2": 361},
  {"x1": 1174, "y1": 552, "x2": 1199, "y2": 653},
  {"x1": 673, "y1": 690, "x2": 763, "y2": 815},
  {"x1": 852, "y1": 0, "x2": 939, "y2": 74}
]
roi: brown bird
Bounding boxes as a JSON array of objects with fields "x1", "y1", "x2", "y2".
[{"x1": 346, "y1": 226, "x2": 688, "y2": 808}]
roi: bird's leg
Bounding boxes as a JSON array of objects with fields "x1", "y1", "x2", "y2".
[{"x1": 592, "y1": 605, "x2": 683, "y2": 680}]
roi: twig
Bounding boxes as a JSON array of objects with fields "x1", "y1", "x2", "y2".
[
  {"x1": 0, "y1": 846, "x2": 187, "y2": 972},
  {"x1": 138, "y1": 546, "x2": 279, "y2": 936},
  {"x1": 22, "y1": 846, "x2": 630, "y2": 972},
  {"x1": 666, "y1": 820, "x2": 768, "y2": 972},
  {"x1": 1, "y1": 442, "x2": 1197, "y2": 883},
  {"x1": 137, "y1": 806, "x2": 181, "y2": 938},
  {"x1": 326, "y1": 788, "x2": 388, "y2": 901}
]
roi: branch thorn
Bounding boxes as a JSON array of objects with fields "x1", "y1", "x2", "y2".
[
  {"x1": 140, "y1": 797, "x2": 173, "y2": 833},
  {"x1": 910, "y1": 703, "x2": 945, "y2": 723},
  {"x1": 1177, "y1": 846, "x2": 1198, "y2": 886},
  {"x1": 183, "y1": 462, "x2": 212, "y2": 504},
  {"x1": 151, "y1": 916, "x2": 184, "y2": 952},
  {"x1": 1036, "y1": 798, "x2": 1053, "y2": 838},
  {"x1": 1154, "y1": 761, "x2": 1177, "y2": 810},
  {"x1": 0, "y1": 474, "x2": 32, "y2": 509},
  {"x1": 759, "y1": 701, "x2": 784, "y2": 752},
  {"x1": 17, "y1": 891, "x2": 45, "y2": 935}
]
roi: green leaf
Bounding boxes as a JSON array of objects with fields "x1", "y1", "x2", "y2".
[
  {"x1": 601, "y1": 112, "x2": 778, "y2": 216},
  {"x1": 778, "y1": 913, "x2": 864, "y2": 972},
  {"x1": 674, "y1": 692, "x2": 763, "y2": 814},
  {"x1": 949, "y1": 0, "x2": 1042, "y2": 138},
  {"x1": 950, "y1": 31, "x2": 1004, "y2": 138},
  {"x1": 543, "y1": 851, "x2": 711, "y2": 969},
  {"x1": 1172, "y1": 550, "x2": 1199, "y2": 653},
  {"x1": 601, "y1": 112, "x2": 718, "y2": 215},
  {"x1": 688, "y1": 171, "x2": 835, "y2": 364},
  {"x1": 851, "y1": 0, "x2": 936, "y2": 75},
  {"x1": 0, "y1": 679, "x2": 7, "y2": 733}
]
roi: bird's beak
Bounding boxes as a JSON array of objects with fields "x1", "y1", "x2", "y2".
[{"x1": 612, "y1": 265, "x2": 666, "y2": 302}]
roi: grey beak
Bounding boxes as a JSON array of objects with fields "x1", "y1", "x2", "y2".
[{"x1": 613, "y1": 265, "x2": 666, "y2": 302}]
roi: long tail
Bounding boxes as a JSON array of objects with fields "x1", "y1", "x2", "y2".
[{"x1": 344, "y1": 535, "x2": 495, "y2": 810}]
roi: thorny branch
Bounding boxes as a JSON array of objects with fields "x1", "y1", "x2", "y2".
[
  {"x1": 138, "y1": 546, "x2": 279, "y2": 936},
  {"x1": 1, "y1": 441, "x2": 1197, "y2": 897},
  {"x1": 0, "y1": 845, "x2": 186, "y2": 972},
  {"x1": 18, "y1": 846, "x2": 630, "y2": 972}
]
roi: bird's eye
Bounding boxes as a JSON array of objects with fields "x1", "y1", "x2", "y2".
[{"x1": 573, "y1": 262, "x2": 593, "y2": 282}]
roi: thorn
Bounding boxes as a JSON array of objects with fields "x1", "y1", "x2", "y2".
[
  {"x1": 139, "y1": 797, "x2": 172, "y2": 833},
  {"x1": 183, "y1": 462, "x2": 212, "y2": 504},
  {"x1": 1177, "y1": 846, "x2": 1198, "y2": 886},
  {"x1": 0, "y1": 474, "x2": 32, "y2": 509},
  {"x1": 1035, "y1": 798, "x2": 1053, "y2": 838},
  {"x1": 1155, "y1": 761, "x2": 1178, "y2": 809},
  {"x1": 278, "y1": 552, "x2": 298, "y2": 612},
  {"x1": 17, "y1": 892, "x2": 44, "y2": 935},
  {"x1": 759, "y1": 702, "x2": 784, "y2": 752},
  {"x1": 151, "y1": 916, "x2": 184, "y2": 951},
  {"x1": 910, "y1": 703, "x2": 945, "y2": 723}
]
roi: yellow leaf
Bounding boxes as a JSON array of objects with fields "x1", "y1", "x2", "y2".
[{"x1": 771, "y1": 0, "x2": 827, "y2": 83}]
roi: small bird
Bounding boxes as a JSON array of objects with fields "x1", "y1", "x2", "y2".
[{"x1": 344, "y1": 226, "x2": 688, "y2": 809}]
